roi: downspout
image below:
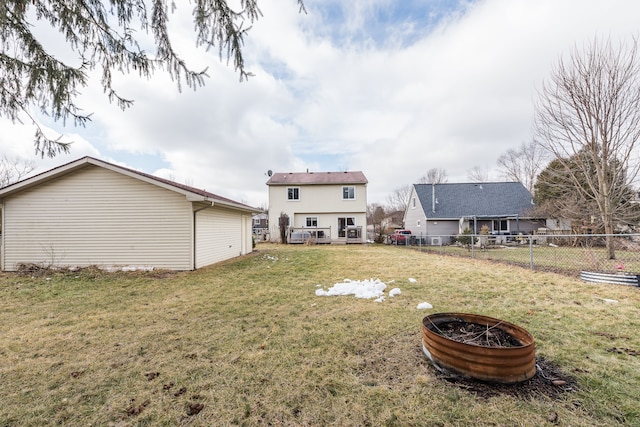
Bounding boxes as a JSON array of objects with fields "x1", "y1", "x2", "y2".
[{"x1": 193, "y1": 201, "x2": 215, "y2": 270}]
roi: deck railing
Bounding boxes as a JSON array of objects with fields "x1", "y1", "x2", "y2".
[
  {"x1": 288, "y1": 227, "x2": 332, "y2": 244},
  {"x1": 345, "y1": 226, "x2": 363, "y2": 244}
]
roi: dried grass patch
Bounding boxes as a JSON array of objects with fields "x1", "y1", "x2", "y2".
[{"x1": 1, "y1": 244, "x2": 639, "y2": 426}]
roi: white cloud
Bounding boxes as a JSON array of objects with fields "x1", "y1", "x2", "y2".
[{"x1": 2, "y1": 0, "x2": 640, "y2": 207}]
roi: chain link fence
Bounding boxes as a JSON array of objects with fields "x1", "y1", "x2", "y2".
[{"x1": 387, "y1": 233, "x2": 640, "y2": 279}]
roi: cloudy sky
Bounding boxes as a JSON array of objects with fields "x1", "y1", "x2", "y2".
[{"x1": 2, "y1": 0, "x2": 640, "y2": 207}]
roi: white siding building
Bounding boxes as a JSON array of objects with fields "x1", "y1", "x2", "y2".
[
  {"x1": 0, "y1": 157, "x2": 259, "y2": 271},
  {"x1": 266, "y1": 171, "x2": 368, "y2": 243}
]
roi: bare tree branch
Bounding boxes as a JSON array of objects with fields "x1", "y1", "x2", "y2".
[
  {"x1": 497, "y1": 140, "x2": 547, "y2": 194},
  {"x1": 417, "y1": 168, "x2": 448, "y2": 184},
  {"x1": 534, "y1": 36, "x2": 640, "y2": 258},
  {"x1": 367, "y1": 203, "x2": 388, "y2": 243},
  {"x1": 386, "y1": 184, "x2": 411, "y2": 214},
  {"x1": 467, "y1": 166, "x2": 490, "y2": 183},
  {"x1": 0, "y1": 154, "x2": 36, "y2": 187}
]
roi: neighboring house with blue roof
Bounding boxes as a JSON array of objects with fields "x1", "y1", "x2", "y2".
[{"x1": 403, "y1": 182, "x2": 542, "y2": 245}]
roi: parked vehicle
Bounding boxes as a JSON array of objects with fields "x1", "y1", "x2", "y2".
[{"x1": 389, "y1": 230, "x2": 412, "y2": 245}]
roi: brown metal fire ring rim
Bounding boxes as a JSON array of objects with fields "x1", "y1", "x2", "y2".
[
  {"x1": 421, "y1": 312, "x2": 536, "y2": 383},
  {"x1": 422, "y1": 312, "x2": 534, "y2": 348}
]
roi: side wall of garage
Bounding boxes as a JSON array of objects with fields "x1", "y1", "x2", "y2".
[
  {"x1": 195, "y1": 206, "x2": 247, "y2": 269},
  {"x1": 1, "y1": 165, "x2": 193, "y2": 271}
]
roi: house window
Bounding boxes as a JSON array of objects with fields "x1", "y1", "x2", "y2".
[
  {"x1": 417, "y1": 220, "x2": 421, "y2": 227},
  {"x1": 306, "y1": 217, "x2": 318, "y2": 227},
  {"x1": 412, "y1": 197, "x2": 416, "y2": 208},
  {"x1": 287, "y1": 187, "x2": 300, "y2": 200},
  {"x1": 492, "y1": 220, "x2": 509, "y2": 233},
  {"x1": 338, "y1": 217, "x2": 355, "y2": 237},
  {"x1": 342, "y1": 186, "x2": 355, "y2": 200}
]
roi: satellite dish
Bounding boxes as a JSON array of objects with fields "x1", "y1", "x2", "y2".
[{"x1": 267, "y1": 170, "x2": 273, "y2": 176}]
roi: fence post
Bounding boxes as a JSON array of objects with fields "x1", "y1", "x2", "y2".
[
  {"x1": 471, "y1": 235, "x2": 475, "y2": 259},
  {"x1": 529, "y1": 235, "x2": 534, "y2": 270}
]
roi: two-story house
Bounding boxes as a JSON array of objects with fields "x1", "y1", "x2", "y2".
[
  {"x1": 252, "y1": 212, "x2": 269, "y2": 241},
  {"x1": 266, "y1": 171, "x2": 368, "y2": 243}
]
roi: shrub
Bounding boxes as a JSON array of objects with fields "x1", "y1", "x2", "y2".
[{"x1": 456, "y1": 228, "x2": 473, "y2": 246}]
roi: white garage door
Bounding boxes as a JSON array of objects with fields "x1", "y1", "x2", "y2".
[{"x1": 195, "y1": 207, "x2": 242, "y2": 268}]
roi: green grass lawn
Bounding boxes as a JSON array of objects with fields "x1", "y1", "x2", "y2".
[{"x1": 1, "y1": 244, "x2": 639, "y2": 426}]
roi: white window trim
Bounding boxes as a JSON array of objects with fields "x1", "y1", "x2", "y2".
[
  {"x1": 342, "y1": 186, "x2": 356, "y2": 200},
  {"x1": 492, "y1": 219, "x2": 510, "y2": 233},
  {"x1": 287, "y1": 187, "x2": 300, "y2": 201}
]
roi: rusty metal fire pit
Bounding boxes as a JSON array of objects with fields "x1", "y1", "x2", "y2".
[{"x1": 422, "y1": 312, "x2": 536, "y2": 384}]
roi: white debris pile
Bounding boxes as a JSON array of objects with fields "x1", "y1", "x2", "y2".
[
  {"x1": 315, "y1": 278, "x2": 433, "y2": 310},
  {"x1": 315, "y1": 278, "x2": 387, "y2": 299},
  {"x1": 389, "y1": 288, "x2": 401, "y2": 297}
]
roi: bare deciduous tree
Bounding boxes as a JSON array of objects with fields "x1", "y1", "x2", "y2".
[
  {"x1": 0, "y1": 155, "x2": 35, "y2": 188},
  {"x1": 366, "y1": 203, "x2": 388, "y2": 243},
  {"x1": 535, "y1": 36, "x2": 640, "y2": 259},
  {"x1": 497, "y1": 140, "x2": 546, "y2": 194},
  {"x1": 417, "y1": 168, "x2": 448, "y2": 184},
  {"x1": 467, "y1": 166, "x2": 490, "y2": 183},
  {"x1": 386, "y1": 185, "x2": 412, "y2": 214}
]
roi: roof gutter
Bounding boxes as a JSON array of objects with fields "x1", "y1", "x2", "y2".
[
  {"x1": 214, "y1": 199, "x2": 261, "y2": 214},
  {"x1": 187, "y1": 193, "x2": 260, "y2": 214}
]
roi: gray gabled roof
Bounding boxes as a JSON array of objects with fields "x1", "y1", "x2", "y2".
[{"x1": 414, "y1": 182, "x2": 535, "y2": 219}]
